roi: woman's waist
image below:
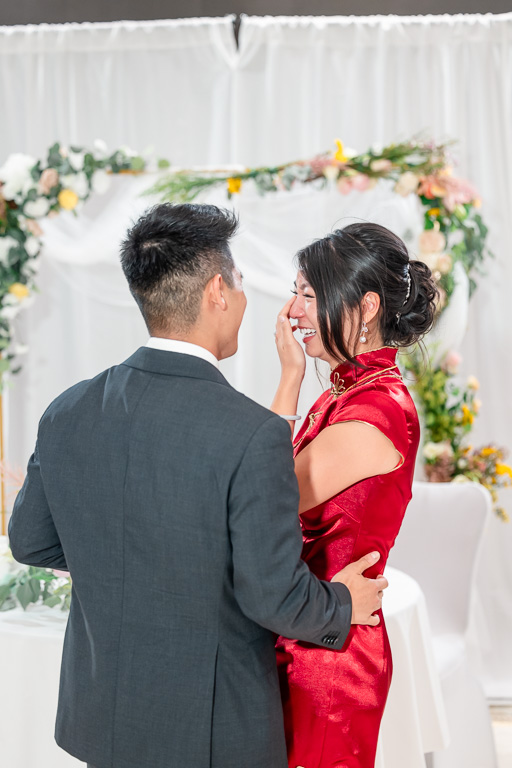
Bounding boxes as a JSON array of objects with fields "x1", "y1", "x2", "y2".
[{"x1": 302, "y1": 532, "x2": 390, "y2": 581}]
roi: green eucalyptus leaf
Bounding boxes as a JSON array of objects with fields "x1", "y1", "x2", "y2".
[
  {"x1": 16, "y1": 580, "x2": 37, "y2": 610},
  {"x1": 43, "y1": 596, "x2": 62, "y2": 608}
]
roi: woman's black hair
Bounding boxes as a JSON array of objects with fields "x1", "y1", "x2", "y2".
[{"x1": 296, "y1": 222, "x2": 439, "y2": 366}]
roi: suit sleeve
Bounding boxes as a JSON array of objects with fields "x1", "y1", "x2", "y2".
[
  {"x1": 228, "y1": 415, "x2": 351, "y2": 650},
  {"x1": 8, "y1": 439, "x2": 68, "y2": 570}
]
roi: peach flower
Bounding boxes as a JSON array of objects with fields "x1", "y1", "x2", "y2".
[
  {"x1": 25, "y1": 218, "x2": 43, "y2": 237},
  {"x1": 419, "y1": 228, "x2": 446, "y2": 254},
  {"x1": 370, "y1": 158, "x2": 393, "y2": 173},
  {"x1": 437, "y1": 253, "x2": 453, "y2": 275},
  {"x1": 38, "y1": 168, "x2": 59, "y2": 195}
]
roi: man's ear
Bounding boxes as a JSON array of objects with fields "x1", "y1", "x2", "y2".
[{"x1": 206, "y1": 273, "x2": 227, "y2": 310}]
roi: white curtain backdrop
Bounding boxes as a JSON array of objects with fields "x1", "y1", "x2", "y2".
[
  {"x1": 1, "y1": 13, "x2": 512, "y2": 698},
  {"x1": 0, "y1": 17, "x2": 236, "y2": 162}
]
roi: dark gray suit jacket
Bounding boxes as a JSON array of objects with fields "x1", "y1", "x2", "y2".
[{"x1": 9, "y1": 348, "x2": 352, "y2": 768}]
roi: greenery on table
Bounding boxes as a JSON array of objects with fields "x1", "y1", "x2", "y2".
[{"x1": 0, "y1": 563, "x2": 71, "y2": 612}]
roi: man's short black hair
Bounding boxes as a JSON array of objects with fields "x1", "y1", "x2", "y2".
[{"x1": 120, "y1": 203, "x2": 239, "y2": 334}]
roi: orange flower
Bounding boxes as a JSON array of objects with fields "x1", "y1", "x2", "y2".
[{"x1": 418, "y1": 176, "x2": 447, "y2": 199}]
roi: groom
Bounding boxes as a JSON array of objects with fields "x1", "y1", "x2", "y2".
[{"x1": 9, "y1": 203, "x2": 387, "y2": 768}]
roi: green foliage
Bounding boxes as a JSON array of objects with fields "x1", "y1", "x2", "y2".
[{"x1": 0, "y1": 566, "x2": 71, "y2": 612}]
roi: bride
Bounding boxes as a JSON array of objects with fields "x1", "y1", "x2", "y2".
[{"x1": 272, "y1": 222, "x2": 438, "y2": 768}]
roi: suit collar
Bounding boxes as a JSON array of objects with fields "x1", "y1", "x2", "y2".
[{"x1": 121, "y1": 347, "x2": 231, "y2": 386}]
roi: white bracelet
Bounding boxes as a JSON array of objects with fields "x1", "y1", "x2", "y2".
[{"x1": 278, "y1": 414, "x2": 301, "y2": 421}]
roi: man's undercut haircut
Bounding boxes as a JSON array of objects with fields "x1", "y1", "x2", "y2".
[{"x1": 120, "y1": 203, "x2": 239, "y2": 334}]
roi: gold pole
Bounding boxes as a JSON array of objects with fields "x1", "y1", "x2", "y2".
[{"x1": 0, "y1": 383, "x2": 6, "y2": 537}]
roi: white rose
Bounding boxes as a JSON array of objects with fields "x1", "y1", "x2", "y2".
[
  {"x1": 91, "y1": 169, "x2": 111, "y2": 195},
  {"x1": 323, "y1": 165, "x2": 339, "y2": 182},
  {"x1": 423, "y1": 441, "x2": 454, "y2": 460},
  {"x1": 452, "y1": 474, "x2": 471, "y2": 484},
  {"x1": 0, "y1": 154, "x2": 36, "y2": 200},
  {"x1": 68, "y1": 151, "x2": 85, "y2": 171},
  {"x1": 24, "y1": 236, "x2": 41, "y2": 257},
  {"x1": 119, "y1": 145, "x2": 138, "y2": 158},
  {"x1": 24, "y1": 197, "x2": 50, "y2": 218},
  {"x1": 61, "y1": 172, "x2": 89, "y2": 199},
  {"x1": 0, "y1": 304, "x2": 21, "y2": 321},
  {"x1": 93, "y1": 139, "x2": 109, "y2": 158},
  {"x1": 394, "y1": 171, "x2": 419, "y2": 197},
  {"x1": 0, "y1": 236, "x2": 18, "y2": 265}
]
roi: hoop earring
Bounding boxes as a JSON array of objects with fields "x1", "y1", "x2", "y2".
[{"x1": 359, "y1": 321, "x2": 368, "y2": 344}]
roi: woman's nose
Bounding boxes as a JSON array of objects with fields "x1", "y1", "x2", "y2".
[{"x1": 289, "y1": 296, "x2": 304, "y2": 319}]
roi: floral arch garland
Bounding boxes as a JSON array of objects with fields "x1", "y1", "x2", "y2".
[{"x1": 0, "y1": 137, "x2": 510, "y2": 541}]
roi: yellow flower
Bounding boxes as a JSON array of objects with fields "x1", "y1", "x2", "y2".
[
  {"x1": 461, "y1": 404, "x2": 474, "y2": 426},
  {"x1": 481, "y1": 447, "x2": 496, "y2": 457},
  {"x1": 8, "y1": 283, "x2": 30, "y2": 300},
  {"x1": 496, "y1": 463, "x2": 512, "y2": 479},
  {"x1": 473, "y1": 197, "x2": 482, "y2": 209},
  {"x1": 427, "y1": 207, "x2": 441, "y2": 217},
  {"x1": 226, "y1": 177, "x2": 242, "y2": 195},
  {"x1": 467, "y1": 375, "x2": 480, "y2": 390},
  {"x1": 334, "y1": 140, "x2": 348, "y2": 163},
  {"x1": 58, "y1": 188, "x2": 79, "y2": 210}
]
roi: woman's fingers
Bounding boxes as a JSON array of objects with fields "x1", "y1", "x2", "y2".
[{"x1": 278, "y1": 295, "x2": 296, "y2": 319}]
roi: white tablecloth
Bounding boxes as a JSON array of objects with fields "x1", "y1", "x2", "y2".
[
  {"x1": 377, "y1": 566, "x2": 450, "y2": 767},
  {"x1": 0, "y1": 567, "x2": 449, "y2": 768}
]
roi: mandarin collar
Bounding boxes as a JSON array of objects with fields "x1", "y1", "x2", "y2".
[{"x1": 329, "y1": 346, "x2": 399, "y2": 397}]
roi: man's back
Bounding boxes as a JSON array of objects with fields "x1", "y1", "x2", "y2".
[{"x1": 10, "y1": 347, "x2": 351, "y2": 768}]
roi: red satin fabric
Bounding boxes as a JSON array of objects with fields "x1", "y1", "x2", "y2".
[{"x1": 276, "y1": 347, "x2": 420, "y2": 768}]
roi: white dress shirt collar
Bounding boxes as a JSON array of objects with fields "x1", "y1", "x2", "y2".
[{"x1": 146, "y1": 337, "x2": 219, "y2": 370}]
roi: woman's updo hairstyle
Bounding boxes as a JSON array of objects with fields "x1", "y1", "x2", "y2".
[{"x1": 296, "y1": 222, "x2": 438, "y2": 366}]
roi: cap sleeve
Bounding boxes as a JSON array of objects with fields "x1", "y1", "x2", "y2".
[{"x1": 328, "y1": 388, "x2": 409, "y2": 465}]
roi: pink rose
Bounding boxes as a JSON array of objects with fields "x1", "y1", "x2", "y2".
[
  {"x1": 351, "y1": 174, "x2": 372, "y2": 192},
  {"x1": 337, "y1": 177, "x2": 354, "y2": 195},
  {"x1": 38, "y1": 168, "x2": 59, "y2": 195},
  {"x1": 442, "y1": 350, "x2": 462, "y2": 375}
]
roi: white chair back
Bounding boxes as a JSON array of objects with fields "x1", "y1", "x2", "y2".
[{"x1": 388, "y1": 480, "x2": 491, "y2": 637}]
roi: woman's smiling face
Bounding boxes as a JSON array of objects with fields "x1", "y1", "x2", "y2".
[
  {"x1": 289, "y1": 271, "x2": 364, "y2": 367},
  {"x1": 289, "y1": 272, "x2": 338, "y2": 366}
]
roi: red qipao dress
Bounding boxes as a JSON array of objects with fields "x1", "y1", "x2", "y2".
[{"x1": 276, "y1": 346, "x2": 420, "y2": 768}]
